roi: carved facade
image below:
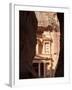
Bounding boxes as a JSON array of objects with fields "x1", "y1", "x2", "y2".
[{"x1": 33, "y1": 12, "x2": 60, "y2": 77}]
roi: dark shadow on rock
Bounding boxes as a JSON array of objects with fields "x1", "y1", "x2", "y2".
[
  {"x1": 55, "y1": 13, "x2": 64, "y2": 77},
  {"x1": 19, "y1": 11, "x2": 38, "y2": 79}
]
